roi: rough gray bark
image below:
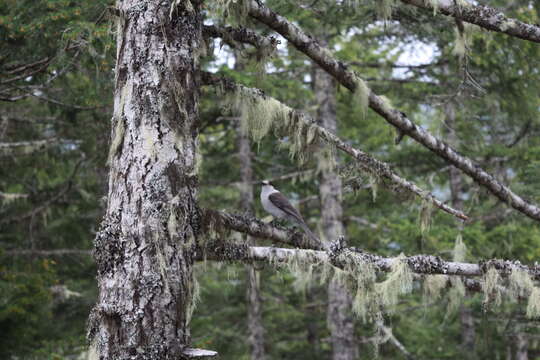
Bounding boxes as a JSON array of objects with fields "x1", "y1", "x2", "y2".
[
  {"x1": 89, "y1": 1, "x2": 206, "y2": 358},
  {"x1": 236, "y1": 93, "x2": 267, "y2": 360},
  {"x1": 246, "y1": 1, "x2": 540, "y2": 222},
  {"x1": 400, "y1": 0, "x2": 540, "y2": 43},
  {"x1": 313, "y1": 45, "x2": 358, "y2": 360}
]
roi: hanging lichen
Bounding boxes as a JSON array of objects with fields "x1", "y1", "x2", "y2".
[
  {"x1": 526, "y1": 287, "x2": 540, "y2": 319},
  {"x1": 368, "y1": 174, "x2": 379, "y2": 202},
  {"x1": 419, "y1": 197, "x2": 433, "y2": 234},
  {"x1": 446, "y1": 277, "x2": 465, "y2": 314},
  {"x1": 351, "y1": 259, "x2": 377, "y2": 320},
  {"x1": 452, "y1": 27, "x2": 467, "y2": 60},
  {"x1": 186, "y1": 276, "x2": 200, "y2": 325},
  {"x1": 509, "y1": 267, "x2": 534, "y2": 301},
  {"x1": 285, "y1": 250, "x2": 323, "y2": 295},
  {"x1": 232, "y1": 87, "x2": 289, "y2": 142},
  {"x1": 452, "y1": 24, "x2": 476, "y2": 61},
  {"x1": 376, "y1": 0, "x2": 395, "y2": 21},
  {"x1": 352, "y1": 74, "x2": 370, "y2": 118},
  {"x1": 316, "y1": 143, "x2": 337, "y2": 173},
  {"x1": 214, "y1": 0, "x2": 250, "y2": 24},
  {"x1": 483, "y1": 266, "x2": 502, "y2": 308},
  {"x1": 427, "y1": 0, "x2": 439, "y2": 15},
  {"x1": 452, "y1": 233, "x2": 467, "y2": 262},
  {"x1": 375, "y1": 254, "x2": 413, "y2": 312},
  {"x1": 228, "y1": 86, "x2": 324, "y2": 165},
  {"x1": 423, "y1": 275, "x2": 447, "y2": 301}
]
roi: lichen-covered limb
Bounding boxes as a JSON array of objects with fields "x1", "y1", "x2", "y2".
[
  {"x1": 203, "y1": 242, "x2": 540, "y2": 281},
  {"x1": 203, "y1": 24, "x2": 279, "y2": 50},
  {"x1": 246, "y1": 1, "x2": 540, "y2": 222},
  {"x1": 201, "y1": 72, "x2": 468, "y2": 221},
  {"x1": 400, "y1": 0, "x2": 540, "y2": 43},
  {"x1": 202, "y1": 209, "x2": 325, "y2": 250}
]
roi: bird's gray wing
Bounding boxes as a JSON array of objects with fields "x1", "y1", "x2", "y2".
[{"x1": 268, "y1": 192, "x2": 304, "y2": 223}]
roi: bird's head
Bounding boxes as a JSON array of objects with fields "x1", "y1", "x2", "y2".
[{"x1": 261, "y1": 180, "x2": 273, "y2": 188}]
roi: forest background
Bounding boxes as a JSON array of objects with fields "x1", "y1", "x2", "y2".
[{"x1": 1, "y1": 0, "x2": 540, "y2": 359}]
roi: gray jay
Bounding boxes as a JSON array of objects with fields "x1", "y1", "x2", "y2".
[{"x1": 260, "y1": 180, "x2": 319, "y2": 242}]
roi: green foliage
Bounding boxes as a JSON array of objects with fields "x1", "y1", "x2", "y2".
[{"x1": 3, "y1": 0, "x2": 540, "y2": 358}]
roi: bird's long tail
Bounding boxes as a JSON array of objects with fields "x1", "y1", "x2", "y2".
[{"x1": 298, "y1": 221, "x2": 322, "y2": 247}]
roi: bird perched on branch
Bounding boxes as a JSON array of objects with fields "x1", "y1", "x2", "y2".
[{"x1": 260, "y1": 180, "x2": 319, "y2": 243}]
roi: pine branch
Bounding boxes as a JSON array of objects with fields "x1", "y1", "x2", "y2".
[
  {"x1": 246, "y1": 0, "x2": 540, "y2": 222},
  {"x1": 400, "y1": 0, "x2": 540, "y2": 43},
  {"x1": 201, "y1": 72, "x2": 468, "y2": 221}
]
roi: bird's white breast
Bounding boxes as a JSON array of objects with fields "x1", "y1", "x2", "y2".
[{"x1": 260, "y1": 186, "x2": 287, "y2": 219}]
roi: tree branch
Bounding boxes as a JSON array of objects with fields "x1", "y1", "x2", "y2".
[
  {"x1": 0, "y1": 138, "x2": 78, "y2": 157},
  {"x1": 3, "y1": 249, "x2": 92, "y2": 256},
  {"x1": 201, "y1": 72, "x2": 468, "y2": 221},
  {"x1": 246, "y1": 0, "x2": 540, "y2": 222},
  {"x1": 203, "y1": 243, "x2": 540, "y2": 281},
  {"x1": 203, "y1": 24, "x2": 280, "y2": 50},
  {"x1": 400, "y1": 0, "x2": 540, "y2": 43},
  {"x1": 202, "y1": 209, "x2": 325, "y2": 250}
]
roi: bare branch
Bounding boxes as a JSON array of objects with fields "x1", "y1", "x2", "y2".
[
  {"x1": 201, "y1": 72, "x2": 468, "y2": 221},
  {"x1": 246, "y1": 1, "x2": 540, "y2": 222},
  {"x1": 400, "y1": 0, "x2": 540, "y2": 43}
]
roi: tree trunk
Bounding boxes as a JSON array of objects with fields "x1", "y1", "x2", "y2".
[
  {"x1": 314, "y1": 40, "x2": 358, "y2": 360},
  {"x1": 515, "y1": 324, "x2": 528, "y2": 360},
  {"x1": 237, "y1": 112, "x2": 267, "y2": 360},
  {"x1": 442, "y1": 86, "x2": 475, "y2": 356},
  {"x1": 89, "y1": 2, "x2": 202, "y2": 358}
]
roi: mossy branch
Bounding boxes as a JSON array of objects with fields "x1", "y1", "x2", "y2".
[
  {"x1": 244, "y1": 0, "x2": 540, "y2": 222},
  {"x1": 201, "y1": 71, "x2": 468, "y2": 221},
  {"x1": 200, "y1": 240, "x2": 540, "y2": 317}
]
